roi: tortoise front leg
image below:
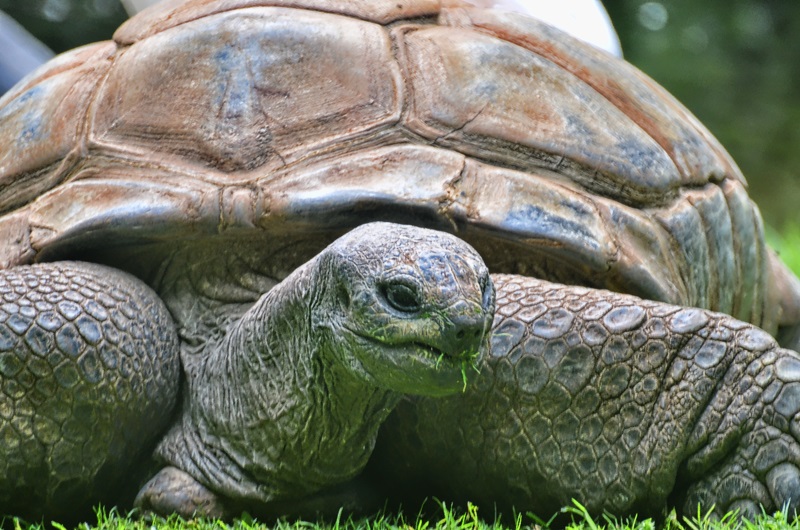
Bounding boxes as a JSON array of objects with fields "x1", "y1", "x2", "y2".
[
  {"x1": 677, "y1": 335, "x2": 800, "y2": 518},
  {"x1": 489, "y1": 274, "x2": 800, "y2": 518},
  {"x1": 0, "y1": 261, "x2": 179, "y2": 521}
]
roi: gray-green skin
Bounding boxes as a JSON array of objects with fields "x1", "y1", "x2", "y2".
[
  {"x1": 0, "y1": 223, "x2": 494, "y2": 521},
  {"x1": 371, "y1": 274, "x2": 800, "y2": 520}
]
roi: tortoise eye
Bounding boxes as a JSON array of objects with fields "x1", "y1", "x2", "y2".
[{"x1": 381, "y1": 281, "x2": 422, "y2": 314}]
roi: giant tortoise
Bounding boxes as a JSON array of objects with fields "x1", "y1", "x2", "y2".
[{"x1": 1, "y1": 0, "x2": 800, "y2": 523}]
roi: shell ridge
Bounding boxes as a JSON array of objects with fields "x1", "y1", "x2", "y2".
[
  {"x1": 390, "y1": 24, "x2": 426, "y2": 146},
  {"x1": 80, "y1": 47, "x2": 129, "y2": 178},
  {"x1": 685, "y1": 184, "x2": 736, "y2": 314},
  {"x1": 434, "y1": 152, "x2": 469, "y2": 232},
  {"x1": 721, "y1": 179, "x2": 759, "y2": 323},
  {"x1": 752, "y1": 206, "x2": 769, "y2": 328},
  {"x1": 653, "y1": 194, "x2": 712, "y2": 310}
]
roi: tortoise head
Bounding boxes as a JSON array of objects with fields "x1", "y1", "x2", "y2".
[{"x1": 313, "y1": 222, "x2": 494, "y2": 396}]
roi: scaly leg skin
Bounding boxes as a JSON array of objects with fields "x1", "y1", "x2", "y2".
[
  {"x1": 678, "y1": 335, "x2": 800, "y2": 519},
  {"x1": 0, "y1": 261, "x2": 179, "y2": 522},
  {"x1": 373, "y1": 274, "x2": 800, "y2": 519}
]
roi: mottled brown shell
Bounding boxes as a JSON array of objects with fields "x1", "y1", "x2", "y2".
[{"x1": 0, "y1": 0, "x2": 798, "y2": 338}]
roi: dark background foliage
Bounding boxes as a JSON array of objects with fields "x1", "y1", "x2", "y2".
[
  {"x1": 2, "y1": 0, "x2": 799, "y2": 230},
  {"x1": 604, "y1": 0, "x2": 800, "y2": 231}
]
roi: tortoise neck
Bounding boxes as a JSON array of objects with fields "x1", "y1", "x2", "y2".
[{"x1": 164, "y1": 259, "x2": 396, "y2": 503}]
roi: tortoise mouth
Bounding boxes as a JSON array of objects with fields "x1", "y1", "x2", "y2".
[
  {"x1": 343, "y1": 329, "x2": 482, "y2": 395},
  {"x1": 410, "y1": 341, "x2": 480, "y2": 367},
  {"x1": 356, "y1": 331, "x2": 479, "y2": 366}
]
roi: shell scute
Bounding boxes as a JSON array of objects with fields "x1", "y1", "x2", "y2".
[
  {"x1": 440, "y1": 7, "x2": 741, "y2": 188},
  {"x1": 114, "y1": 0, "x2": 442, "y2": 45},
  {"x1": 0, "y1": 42, "x2": 116, "y2": 216},
  {"x1": 398, "y1": 25, "x2": 681, "y2": 207},
  {"x1": 261, "y1": 144, "x2": 466, "y2": 232},
  {"x1": 26, "y1": 178, "x2": 218, "y2": 262},
  {"x1": 91, "y1": 8, "x2": 402, "y2": 175}
]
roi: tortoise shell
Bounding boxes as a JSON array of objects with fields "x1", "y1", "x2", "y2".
[{"x1": 0, "y1": 0, "x2": 797, "y2": 338}]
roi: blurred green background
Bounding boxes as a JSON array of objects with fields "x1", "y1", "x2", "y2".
[
  {"x1": 2, "y1": 0, "x2": 799, "y2": 254},
  {"x1": 604, "y1": 0, "x2": 800, "y2": 235}
]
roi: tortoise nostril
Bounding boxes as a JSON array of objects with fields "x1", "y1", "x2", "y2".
[
  {"x1": 337, "y1": 284, "x2": 351, "y2": 309},
  {"x1": 456, "y1": 330, "x2": 466, "y2": 339}
]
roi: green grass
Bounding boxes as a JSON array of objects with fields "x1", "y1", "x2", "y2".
[
  {"x1": 767, "y1": 222, "x2": 800, "y2": 276},
  {"x1": 6, "y1": 501, "x2": 800, "y2": 530}
]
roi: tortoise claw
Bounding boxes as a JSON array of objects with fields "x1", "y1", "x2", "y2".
[
  {"x1": 767, "y1": 462, "x2": 800, "y2": 515},
  {"x1": 135, "y1": 466, "x2": 226, "y2": 520}
]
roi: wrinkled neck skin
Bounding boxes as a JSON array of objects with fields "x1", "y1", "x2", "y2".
[{"x1": 155, "y1": 260, "x2": 398, "y2": 506}]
